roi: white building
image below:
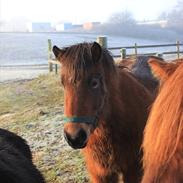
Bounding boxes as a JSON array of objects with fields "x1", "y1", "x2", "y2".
[
  {"x1": 55, "y1": 23, "x2": 72, "y2": 31},
  {"x1": 27, "y1": 22, "x2": 52, "y2": 32},
  {"x1": 0, "y1": 17, "x2": 27, "y2": 32}
]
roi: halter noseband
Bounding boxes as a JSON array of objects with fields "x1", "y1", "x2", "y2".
[
  {"x1": 63, "y1": 93, "x2": 106, "y2": 127},
  {"x1": 63, "y1": 116, "x2": 98, "y2": 125}
]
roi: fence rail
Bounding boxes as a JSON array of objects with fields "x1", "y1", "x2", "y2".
[
  {"x1": 107, "y1": 40, "x2": 182, "y2": 59},
  {"x1": 48, "y1": 37, "x2": 183, "y2": 74},
  {"x1": 113, "y1": 51, "x2": 183, "y2": 58},
  {"x1": 108, "y1": 43, "x2": 183, "y2": 50}
]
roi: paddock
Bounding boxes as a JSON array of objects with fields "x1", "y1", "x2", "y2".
[{"x1": 47, "y1": 36, "x2": 183, "y2": 74}]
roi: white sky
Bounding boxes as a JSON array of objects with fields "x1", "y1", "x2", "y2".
[{"x1": 0, "y1": 0, "x2": 179, "y2": 23}]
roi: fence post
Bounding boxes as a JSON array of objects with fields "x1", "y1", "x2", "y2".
[
  {"x1": 156, "y1": 53, "x2": 163, "y2": 58},
  {"x1": 176, "y1": 40, "x2": 180, "y2": 59},
  {"x1": 48, "y1": 39, "x2": 53, "y2": 72},
  {"x1": 120, "y1": 48, "x2": 126, "y2": 59},
  {"x1": 55, "y1": 64, "x2": 58, "y2": 74},
  {"x1": 134, "y1": 43, "x2": 138, "y2": 58},
  {"x1": 96, "y1": 36, "x2": 107, "y2": 48}
]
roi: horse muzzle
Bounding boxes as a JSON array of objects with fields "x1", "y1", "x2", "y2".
[
  {"x1": 63, "y1": 116, "x2": 99, "y2": 149},
  {"x1": 64, "y1": 128, "x2": 87, "y2": 149}
]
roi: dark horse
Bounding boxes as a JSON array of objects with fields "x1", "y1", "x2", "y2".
[
  {"x1": 142, "y1": 58, "x2": 183, "y2": 183},
  {"x1": 0, "y1": 128, "x2": 45, "y2": 183},
  {"x1": 118, "y1": 55, "x2": 164, "y2": 94},
  {"x1": 53, "y1": 42, "x2": 153, "y2": 183}
]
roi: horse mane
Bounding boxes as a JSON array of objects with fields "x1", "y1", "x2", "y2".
[
  {"x1": 60, "y1": 42, "x2": 116, "y2": 82},
  {"x1": 142, "y1": 61, "x2": 183, "y2": 180}
]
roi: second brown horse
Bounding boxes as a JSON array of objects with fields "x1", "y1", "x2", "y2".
[{"x1": 142, "y1": 58, "x2": 183, "y2": 183}]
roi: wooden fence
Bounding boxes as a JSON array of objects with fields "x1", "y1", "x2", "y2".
[
  {"x1": 48, "y1": 37, "x2": 183, "y2": 74},
  {"x1": 109, "y1": 41, "x2": 183, "y2": 59}
]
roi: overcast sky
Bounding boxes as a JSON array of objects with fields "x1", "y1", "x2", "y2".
[{"x1": 0, "y1": 0, "x2": 179, "y2": 23}]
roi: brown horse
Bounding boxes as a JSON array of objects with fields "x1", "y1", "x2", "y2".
[
  {"x1": 53, "y1": 42, "x2": 153, "y2": 183},
  {"x1": 142, "y1": 58, "x2": 183, "y2": 183}
]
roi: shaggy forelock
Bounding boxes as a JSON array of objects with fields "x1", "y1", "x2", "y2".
[{"x1": 61, "y1": 42, "x2": 116, "y2": 82}]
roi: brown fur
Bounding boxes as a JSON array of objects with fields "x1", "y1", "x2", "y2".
[
  {"x1": 142, "y1": 59, "x2": 183, "y2": 183},
  {"x1": 53, "y1": 42, "x2": 153, "y2": 183}
]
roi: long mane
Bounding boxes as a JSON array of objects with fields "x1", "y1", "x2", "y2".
[
  {"x1": 142, "y1": 61, "x2": 183, "y2": 180},
  {"x1": 60, "y1": 42, "x2": 116, "y2": 82}
]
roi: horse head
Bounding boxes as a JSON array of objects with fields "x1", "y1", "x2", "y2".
[{"x1": 53, "y1": 42, "x2": 114, "y2": 149}]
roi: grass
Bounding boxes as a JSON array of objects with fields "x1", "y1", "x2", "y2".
[
  {"x1": 0, "y1": 74, "x2": 64, "y2": 124},
  {"x1": 0, "y1": 74, "x2": 89, "y2": 183},
  {"x1": 45, "y1": 150, "x2": 88, "y2": 183}
]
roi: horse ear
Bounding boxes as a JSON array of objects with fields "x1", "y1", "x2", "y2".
[
  {"x1": 148, "y1": 59, "x2": 177, "y2": 81},
  {"x1": 118, "y1": 58, "x2": 135, "y2": 69},
  {"x1": 52, "y1": 45, "x2": 65, "y2": 61},
  {"x1": 91, "y1": 42, "x2": 102, "y2": 63}
]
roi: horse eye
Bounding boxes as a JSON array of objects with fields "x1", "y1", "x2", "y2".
[{"x1": 90, "y1": 78, "x2": 100, "y2": 89}]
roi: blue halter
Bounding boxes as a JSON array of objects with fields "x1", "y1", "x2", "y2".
[
  {"x1": 63, "y1": 116, "x2": 98, "y2": 126},
  {"x1": 63, "y1": 89, "x2": 106, "y2": 127}
]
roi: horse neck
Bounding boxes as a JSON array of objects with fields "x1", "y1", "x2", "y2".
[
  {"x1": 103, "y1": 70, "x2": 152, "y2": 123},
  {"x1": 86, "y1": 70, "x2": 152, "y2": 155},
  {"x1": 102, "y1": 72, "x2": 125, "y2": 125}
]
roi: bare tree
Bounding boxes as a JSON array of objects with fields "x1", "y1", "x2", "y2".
[
  {"x1": 167, "y1": 0, "x2": 183, "y2": 31},
  {"x1": 108, "y1": 10, "x2": 136, "y2": 25},
  {"x1": 158, "y1": 12, "x2": 168, "y2": 20}
]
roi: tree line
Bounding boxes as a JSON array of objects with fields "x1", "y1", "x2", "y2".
[{"x1": 92, "y1": 1, "x2": 183, "y2": 41}]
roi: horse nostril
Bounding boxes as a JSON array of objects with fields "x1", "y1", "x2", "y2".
[
  {"x1": 64, "y1": 129, "x2": 87, "y2": 149},
  {"x1": 77, "y1": 129, "x2": 87, "y2": 144}
]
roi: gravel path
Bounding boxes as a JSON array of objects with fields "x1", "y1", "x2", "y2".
[{"x1": 0, "y1": 65, "x2": 48, "y2": 83}]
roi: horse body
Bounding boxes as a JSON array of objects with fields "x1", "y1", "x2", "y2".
[
  {"x1": 0, "y1": 128, "x2": 45, "y2": 183},
  {"x1": 118, "y1": 55, "x2": 163, "y2": 94},
  {"x1": 0, "y1": 128, "x2": 32, "y2": 160},
  {"x1": 83, "y1": 69, "x2": 152, "y2": 183},
  {"x1": 53, "y1": 42, "x2": 153, "y2": 183},
  {"x1": 142, "y1": 59, "x2": 183, "y2": 183}
]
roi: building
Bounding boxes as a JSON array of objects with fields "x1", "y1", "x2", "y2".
[
  {"x1": 83, "y1": 22, "x2": 101, "y2": 30},
  {"x1": 27, "y1": 22, "x2": 52, "y2": 32},
  {"x1": 55, "y1": 23, "x2": 72, "y2": 31},
  {"x1": 72, "y1": 24, "x2": 83, "y2": 29},
  {"x1": 1, "y1": 17, "x2": 28, "y2": 32}
]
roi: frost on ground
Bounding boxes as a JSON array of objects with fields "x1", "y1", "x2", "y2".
[{"x1": 0, "y1": 74, "x2": 89, "y2": 183}]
